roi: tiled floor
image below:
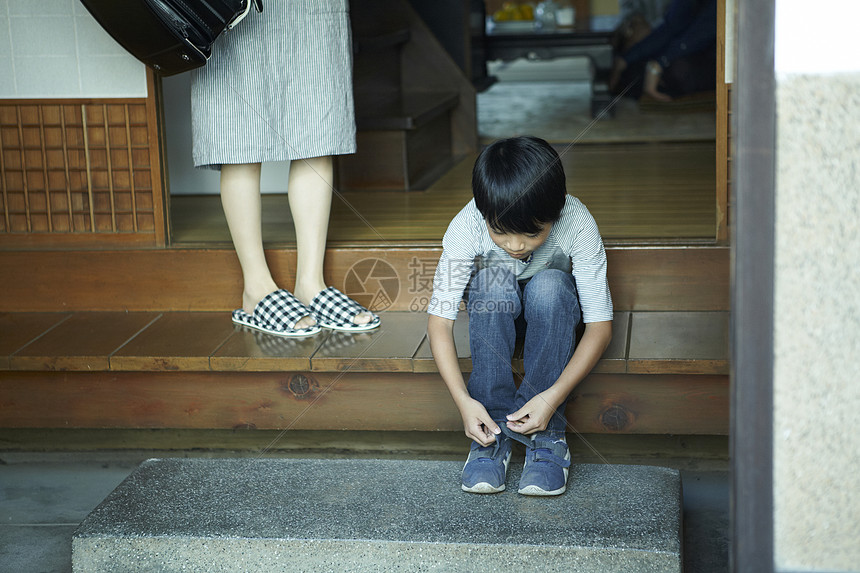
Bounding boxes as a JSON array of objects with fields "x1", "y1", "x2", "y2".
[
  {"x1": 0, "y1": 450, "x2": 728, "y2": 573},
  {"x1": 1, "y1": 310, "x2": 729, "y2": 375}
]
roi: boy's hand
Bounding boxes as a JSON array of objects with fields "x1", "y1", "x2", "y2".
[
  {"x1": 459, "y1": 398, "x2": 501, "y2": 446},
  {"x1": 506, "y1": 392, "x2": 558, "y2": 435}
]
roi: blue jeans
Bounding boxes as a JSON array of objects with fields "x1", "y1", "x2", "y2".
[{"x1": 466, "y1": 267, "x2": 582, "y2": 440}]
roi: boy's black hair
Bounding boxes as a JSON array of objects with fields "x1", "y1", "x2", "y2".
[{"x1": 472, "y1": 136, "x2": 566, "y2": 235}]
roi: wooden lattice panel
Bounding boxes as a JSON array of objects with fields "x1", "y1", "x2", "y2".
[{"x1": 0, "y1": 98, "x2": 164, "y2": 244}]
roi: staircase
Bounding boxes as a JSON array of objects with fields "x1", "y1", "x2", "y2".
[
  {"x1": 336, "y1": 0, "x2": 477, "y2": 192},
  {"x1": 0, "y1": 246, "x2": 728, "y2": 436},
  {"x1": 1, "y1": 240, "x2": 726, "y2": 573}
]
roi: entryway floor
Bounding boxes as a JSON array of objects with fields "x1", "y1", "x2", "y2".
[{"x1": 0, "y1": 449, "x2": 728, "y2": 573}]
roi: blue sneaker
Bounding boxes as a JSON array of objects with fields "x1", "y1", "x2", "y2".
[
  {"x1": 461, "y1": 435, "x2": 513, "y2": 494},
  {"x1": 518, "y1": 436, "x2": 571, "y2": 496}
]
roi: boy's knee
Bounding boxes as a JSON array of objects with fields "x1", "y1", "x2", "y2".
[
  {"x1": 526, "y1": 269, "x2": 570, "y2": 296},
  {"x1": 524, "y1": 270, "x2": 579, "y2": 314}
]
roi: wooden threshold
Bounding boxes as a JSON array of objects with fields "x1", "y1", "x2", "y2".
[{"x1": 0, "y1": 245, "x2": 729, "y2": 313}]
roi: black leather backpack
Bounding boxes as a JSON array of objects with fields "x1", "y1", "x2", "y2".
[{"x1": 79, "y1": 0, "x2": 263, "y2": 76}]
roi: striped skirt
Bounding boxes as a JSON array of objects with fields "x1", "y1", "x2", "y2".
[{"x1": 190, "y1": 0, "x2": 356, "y2": 169}]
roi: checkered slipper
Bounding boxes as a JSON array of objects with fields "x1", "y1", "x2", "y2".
[
  {"x1": 231, "y1": 289, "x2": 321, "y2": 337},
  {"x1": 309, "y1": 286, "x2": 381, "y2": 332}
]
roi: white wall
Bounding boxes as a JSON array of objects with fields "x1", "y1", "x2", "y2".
[
  {"x1": 772, "y1": 1, "x2": 860, "y2": 571},
  {"x1": 0, "y1": 0, "x2": 289, "y2": 194},
  {"x1": 0, "y1": 0, "x2": 147, "y2": 98},
  {"x1": 775, "y1": 0, "x2": 860, "y2": 76}
]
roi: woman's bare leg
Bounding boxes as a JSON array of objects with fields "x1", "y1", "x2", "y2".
[
  {"x1": 289, "y1": 156, "x2": 371, "y2": 325},
  {"x1": 220, "y1": 162, "x2": 315, "y2": 328}
]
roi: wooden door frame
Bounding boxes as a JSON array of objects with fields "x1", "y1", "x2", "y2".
[{"x1": 715, "y1": 0, "x2": 730, "y2": 243}]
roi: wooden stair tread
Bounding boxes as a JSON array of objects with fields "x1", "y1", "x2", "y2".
[
  {"x1": 9, "y1": 312, "x2": 159, "y2": 371},
  {"x1": 412, "y1": 313, "x2": 471, "y2": 372},
  {"x1": 309, "y1": 311, "x2": 426, "y2": 373},
  {"x1": 111, "y1": 312, "x2": 236, "y2": 372},
  {"x1": 354, "y1": 91, "x2": 460, "y2": 130},
  {"x1": 0, "y1": 312, "x2": 69, "y2": 369},
  {"x1": 211, "y1": 327, "x2": 324, "y2": 372},
  {"x1": 0, "y1": 310, "x2": 729, "y2": 375}
]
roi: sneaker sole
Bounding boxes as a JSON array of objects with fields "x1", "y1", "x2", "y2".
[
  {"x1": 517, "y1": 483, "x2": 566, "y2": 496},
  {"x1": 462, "y1": 482, "x2": 506, "y2": 494}
]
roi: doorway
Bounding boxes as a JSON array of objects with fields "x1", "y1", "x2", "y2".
[
  {"x1": 163, "y1": 0, "x2": 726, "y2": 247},
  {"x1": 475, "y1": 0, "x2": 722, "y2": 244}
]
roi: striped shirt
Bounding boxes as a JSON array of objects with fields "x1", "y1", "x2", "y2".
[{"x1": 428, "y1": 195, "x2": 613, "y2": 323}]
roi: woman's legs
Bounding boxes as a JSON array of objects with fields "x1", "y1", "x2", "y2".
[
  {"x1": 289, "y1": 156, "x2": 371, "y2": 325},
  {"x1": 622, "y1": 0, "x2": 700, "y2": 66},
  {"x1": 220, "y1": 157, "x2": 371, "y2": 327},
  {"x1": 288, "y1": 156, "x2": 332, "y2": 306},
  {"x1": 220, "y1": 163, "x2": 275, "y2": 308},
  {"x1": 220, "y1": 162, "x2": 316, "y2": 328}
]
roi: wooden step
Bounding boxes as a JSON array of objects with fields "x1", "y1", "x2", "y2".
[
  {"x1": 352, "y1": 29, "x2": 411, "y2": 93},
  {"x1": 338, "y1": 0, "x2": 478, "y2": 191},
  {"x1": 0, "y1": 310, "x2": 728, "y2": 435},
  {"x1": 338, "y1": 91, "x2": 459, "y2": 191},
  {"x1": 0, "y1": 246, "x2": 730, "y2": 313},
  {"x1": 353, "y1": 90, "x2": 459, "y2": 131},
  {"x1": 0, "y1": 311, "x2": 728, "y2": 375}
]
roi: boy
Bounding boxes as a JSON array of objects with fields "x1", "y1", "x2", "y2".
[{"x1": 427, "y1": 136, "x2": 613, "y2": 496}]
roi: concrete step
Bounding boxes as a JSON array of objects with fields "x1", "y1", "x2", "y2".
[{"x1": 73, "y1": 458, "x2": 682, "y2": 572}]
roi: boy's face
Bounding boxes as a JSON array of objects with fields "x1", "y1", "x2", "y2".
[{"x1": 486, "y1": 221, "x2": 553, "y2": 260}]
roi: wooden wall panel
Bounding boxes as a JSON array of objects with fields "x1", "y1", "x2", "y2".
[
  {"x1": 0, "y1": 370, "x2": 728, "y2": 435},
  {"x1": 0, "y1": 246, "x2": 729, "y2": 312},
  {"x1": 0, "y1": 72, "x2": 166, "y2": 247}
]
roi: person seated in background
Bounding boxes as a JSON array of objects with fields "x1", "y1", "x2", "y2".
[
  {"x1": 618, "y1": 0, "x2": 671, "y2": 26},
  {"x1": 609, "y1": 0, "x2": 717, "y2": 101}
]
